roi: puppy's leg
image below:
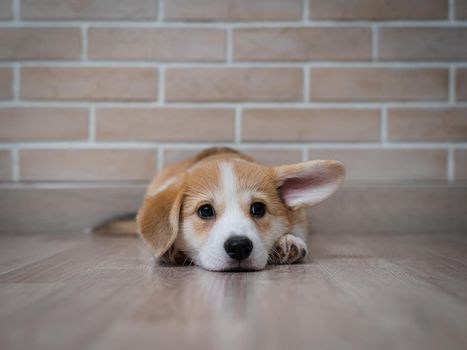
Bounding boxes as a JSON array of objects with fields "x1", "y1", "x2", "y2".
[
  {"x1": 160, "y1": 245, "x2": 192, "y2": 265},
  {"x1": 269, "y1": 210, "x2": 308, "y2": 264},
  {"x1": 269, "y1": 234, "x2": 307, "y2": 264}
]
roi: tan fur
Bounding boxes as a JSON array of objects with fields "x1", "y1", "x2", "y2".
[
  {"x1": 96, "y1": 147, "x2": 345, "y2": 270},
  {"x1": 232, "y1": 161, "x2": 294, "y2": 236},
  {"x1": 140, "y1": 148, "x2": 255, "y2": 257},
  {"x1": 146, "y1": 147, "x2": 252, "y2": 196},
  {"x1": 94, "y1": 219, "x2": 137, "y2": 236},
  {"x1": 137, "y1": 179, "x2": 184, "y2": 257},
  {"x1": 94, "y1": 212, "x2": 137, "y2": 236}
]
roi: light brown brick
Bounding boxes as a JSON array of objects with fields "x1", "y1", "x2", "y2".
[
  {"x1": 457, "y1": 69, "x2": 467, "y2": 101},
  {"x1": 388, "y1": 108, "x2": 467, "y2": 141},
  {"x1": 234, "y1": 27, "x2": 371, "y2": 61},
  {"x1": 0, "y1": 108, "x2": 88, "y2": 141},
  {"x1": 0, "y1": 68, "x2": 12, "y2": 100},
  {"x1": 164, "y1": 0, "x2": 302, "y2": 21},
  {"x1": 380, "y1": 28, "x2": 467, "y2": 61},
  {"x1": 0, "y1": 150, "x2": 12, "y2": 181},
  {"x1": 309, "y1": 68, "x2": 448, "y2": 102},
  {"x1": 0, "y1": 28, "x2": 81, "y2": 60},
  {"x1": 242, "y1": 108, "x2": 380, "y2": 142},
  {"x1": 19, "y1": 149, "x2": 156, "y2": 181},
  {"x1": 309, "y1": 149, "x2": 447, "y2": 181},
  {"x1": 89, "y1": 28, "x2": 225, "y2": 61},
  {"x1": 166, "y1": 68, "x2": 302, "y2": 102},
  {"x1": 96, "y1": 108, "x2": 235, "y2": 141},
  {"x1": 21, "y1": 67, "x2": 157, "y2": 101},
  {"x1": 309, "y1": 0, "x2": 447, "y2": 20},
  {"x1": 454, "y1": 150, "x2": 467, "y2": 180},
  {"x1": 456, "y1": 0, "x2": 467, "y2": 19},
  {"x1": 21, "y1": 0, "x2": 157, "y2": 20},
  {"x1": 241, "y1": 149, "x2": 302, "y2": 165},
  {"x1": 0, "y1": 0, "x2": 12, "y2": 20},
  {"x1": 164, "y1": 148, "x2": 302, "y2": 167},
  {"x1": 163, "y1": 149, "x2": 198, "y2": 166}
]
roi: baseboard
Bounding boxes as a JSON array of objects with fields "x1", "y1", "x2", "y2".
[
  {"x1": 308, "y1": 182, "x2": 467, "y2": 234},
  {"x1": 0, "y1": 183, "x2": 146, "y2": 233},
  {"x1": 0, "y1": 182, "x2": 466, "y2": 234}
]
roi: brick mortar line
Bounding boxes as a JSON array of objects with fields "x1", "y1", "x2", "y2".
[
  {"x1": 156, "y1": 147, "x2": 163, "y2": 172},
  {"x1": 2, "y1": 142, "x2": 467, "y2": 150},
  {"x1": 81, "y1": 24, "x2": 88, "y2": 60},
  {"x1": 447, "y1": 147, "x2": 455, "y2": 182},
  {"x1": 2, "y1": 21, "x2": 467, "y2": 28},
  {"x1": 303, "y1": 64, "x2": 310, "y2": 102},
  {"x1": 0, "y1": 182, "x2": 149, "y2": 189},
  {"x1": 157, "y1": 0, "x2": 164, "y2": 22},
  {"x1": 2, "y1": 102, "x2": 467, "y2": 108},
  {"x1": 11, "y1": 147, "x2": 19, "y2": 181},
  {"x1": 449, "y1": 0, "x2": 455, "y2": 21},
  {"x1": 449, "y1": 65, "x2": 456, "y2": 103},
  {"x1": 226, "y1": 27, "x2": 233, "y2": 62},
  {"x1": 88, "y1": 106, "x2": 96, "y2": 141},
  {"x1": 234, "y1": 106, "x2": 241, "y2": 143},
  {"x1": 12, "y1": 0, "x2": 19, "y2": 21},
  {"x1": 12, "y1": 63, "x2": 20, "y2": 101},
  {"x1": 0, "y1": 181, "x2": 462, "y2": 189},
  {"x1": 371, "y1": 25, "x2": 379, "y2": 61},
  {"x1": 301, "y1": 147, "x2": 308, "y2": 162},
  {"x1": 158, "y1": 66, "x2": 165, "y2": 103},
  {"x1": 380, "y1": 107, "x2": 388, "y2": 143},
  {"x1": 4, "y1": 62, "x2": 467, "y2": 68},
  {"x1": 302, "y1": 0, "x2": 309, "y2": 22}
]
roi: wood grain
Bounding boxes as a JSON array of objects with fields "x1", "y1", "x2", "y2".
[{"x1": 0, "y1": 231, "x2": 466, "y2": 350}]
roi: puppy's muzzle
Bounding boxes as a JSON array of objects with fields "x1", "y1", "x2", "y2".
[{"x1": 224, "y1": 236, "x2": 253, "y2": 261}]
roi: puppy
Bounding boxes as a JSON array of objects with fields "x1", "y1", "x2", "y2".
[{"x1": 137, "y1": 147, "x2": 345, "y2": 271}]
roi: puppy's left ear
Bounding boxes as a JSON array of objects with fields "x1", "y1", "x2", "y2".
[
  {"x1": 273, "y1": 160, "x2": 345, "y2": 210},
  {"x1": 137, "y1": 179, "x2": 184, "y2": 258}
]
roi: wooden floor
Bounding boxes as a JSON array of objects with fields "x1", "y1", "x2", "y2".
[{"x1": 0, "y1": 231, "x2": 466, "y2": 350}]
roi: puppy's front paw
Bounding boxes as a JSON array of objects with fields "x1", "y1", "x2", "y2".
[{"x1": 269, "y1": 234, "x2": 308, "y2": 265}]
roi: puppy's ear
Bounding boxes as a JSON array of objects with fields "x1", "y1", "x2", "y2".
[
  {"x1": 273, "y1": 160, "x2": 345, "y2": 210},
  {"x1": 137, "y1": 180, "x2": 184, "y2": 258}
]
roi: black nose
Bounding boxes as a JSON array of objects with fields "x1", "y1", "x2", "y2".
[{"x1": 224, "y1": 236, "x2": 253, "y2": 261}]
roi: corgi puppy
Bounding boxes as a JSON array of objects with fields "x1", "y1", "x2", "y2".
[{"x1": 136, "y1": 147, "x2": 345, "y2": 272}]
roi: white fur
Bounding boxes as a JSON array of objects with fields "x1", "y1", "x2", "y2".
[
  {"x1": 280, "y1": 161, "x2": 344, "y2": 208},
  {"x1": 273, "y1": 234, "x2": 308, "y2": 264},
  {"x1": 152, "y1": 177, "x2": 176, "y2": 196},
  {"x1": 196, "y1": 162, "x2": 268, "y2": 271}
]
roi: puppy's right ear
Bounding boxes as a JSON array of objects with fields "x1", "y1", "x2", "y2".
[{"x1": 137, "y1": 180, "x2": 184, "y2": 258}]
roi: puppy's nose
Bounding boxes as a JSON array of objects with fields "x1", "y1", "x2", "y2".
[{"x1": 224, "y1": 236, "x2": 253, "y2": 261}]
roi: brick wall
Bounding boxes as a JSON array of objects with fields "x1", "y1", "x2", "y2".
[{"x1": 1, "y1": 0, "x2": 467, "y2": 184}]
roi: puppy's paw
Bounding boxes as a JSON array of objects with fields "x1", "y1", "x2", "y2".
[{"x1": 269, "y1": 234, "x2": 308, "y2": 265}]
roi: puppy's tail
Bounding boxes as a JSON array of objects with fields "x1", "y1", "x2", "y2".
[{"x1": 93, "y1": 212, "x2": 138, "y2": 236}]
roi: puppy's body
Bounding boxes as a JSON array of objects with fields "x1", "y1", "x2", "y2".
[{"x1": 137, "y1": 147, "x2": 344, "y2": 272}]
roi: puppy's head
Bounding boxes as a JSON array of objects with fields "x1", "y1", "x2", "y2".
[{"x1": 138, "y1": 159, "x2": 344, "y2": 271}]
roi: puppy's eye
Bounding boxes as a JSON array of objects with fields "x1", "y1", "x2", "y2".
[
  {"x1": 197, "y1": 204, "x2": 215, "y2": 219},
  {"x1": 250, "y1": 202, "x2": 266, "y2": 218}
]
